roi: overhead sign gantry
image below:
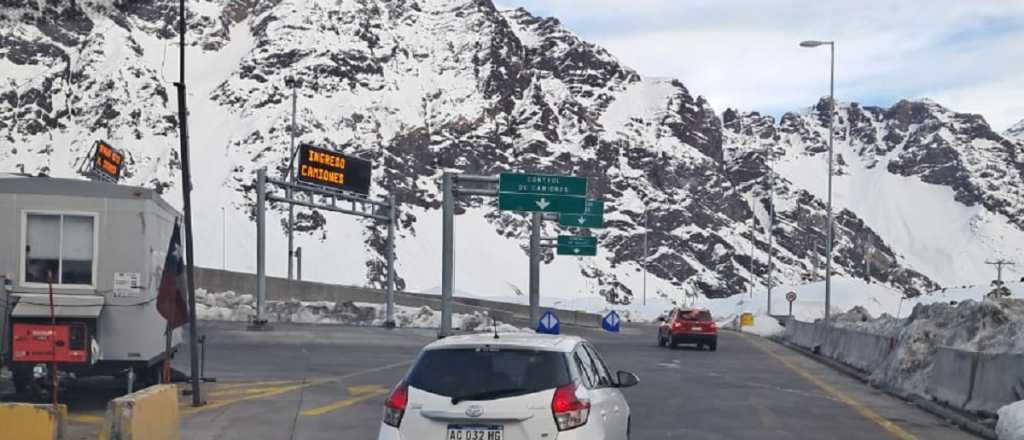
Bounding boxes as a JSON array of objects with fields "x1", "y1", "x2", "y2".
[
  {"x1": 253, "y1": 147, "x2": 397, "y2": 329},
  {"x1": 439, "y1": 171, "x2": 605, "y2": 336}
]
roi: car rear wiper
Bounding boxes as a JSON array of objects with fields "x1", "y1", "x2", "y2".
[{"x1": 450, "y1": 388, "x2": 530, "y2": 404}]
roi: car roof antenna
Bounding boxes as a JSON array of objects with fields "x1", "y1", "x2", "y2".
[{"x1": 492, "y1": 313, "x2": 500, "y2": 339}]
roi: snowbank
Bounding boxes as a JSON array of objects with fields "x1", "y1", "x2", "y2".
[
  {"x1": 998, "y1": 401, "x2": 1024, "y2": 440},
  {"x1": 194, "y1": 289, "x2": 527, "y2": 333}
]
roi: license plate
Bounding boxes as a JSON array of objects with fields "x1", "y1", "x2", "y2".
[
  {"x1": 692, "y1": 326, "x2": 703, "y2": 331},
  {"x1": 446, "y1": 424, "x2": 503, "y2": 440}
]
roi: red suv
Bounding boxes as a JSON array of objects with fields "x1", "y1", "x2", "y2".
[{"x1": 657, "y1": 308, "x2": 718, "y2": 351}]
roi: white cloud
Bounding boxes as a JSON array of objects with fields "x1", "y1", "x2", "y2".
[{"x1": 500, "y1": 0, "x2": 1024, "y2": 130}]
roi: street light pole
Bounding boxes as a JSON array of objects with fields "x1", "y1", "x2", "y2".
[
  {"x1": 800, "y1": 39, "x2": 836, "y2": 321},
  {"x1": 766, "y1": 149, "x2": 775, "y2": 315},
  {"x1": 286, "y1": 80, "x2": 297, "y2": 281},
  {"x1": 643, "y1": 206, "x2": 648, "y2": 306}
]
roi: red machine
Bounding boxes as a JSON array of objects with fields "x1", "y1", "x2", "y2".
[{"x1": 11, "y1": 323, "x2": 89, "y2": 364}]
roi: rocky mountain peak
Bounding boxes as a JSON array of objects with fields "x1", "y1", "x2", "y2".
[
  {"x1": 1007, "y1": 119, "x2": 1024, "y2": 143},
  {"x1": 5, "y1": 0, "x2": 1011, "y2": 304}
]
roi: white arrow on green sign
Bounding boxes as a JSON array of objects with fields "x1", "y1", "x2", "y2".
[{"x1": 558, "y1": 199, "x2": 604, "y2": 228}]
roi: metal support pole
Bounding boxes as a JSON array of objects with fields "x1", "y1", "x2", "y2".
[
  {"x1": 175, "y1": 0, "x2": 202, "y2": 406},
  {"x1": 767, "y1": 151, "x2": 775, "y2": 315},
  {"x1": 440, "y1": 173, "x2": 455, "y2": 337},
  {"x1": 255, "y1": 169, "x2": 267, "y2": 324},
  {"x1": 295, "y1": 247, "x2": 302, "y2": 281},
  {"x1": 221, "y1": 207, "x2": 226, "y2": 270},
  {"x1": 529, "y1": 212, "x2": 541, "y2": 327},
  {"x1": 824, "y1": 43, "x2": 835, "y2": 321},
  {"x1": 749, "y1": 194, "x2": 755, "y2": 299},
  {"x1": 287, "y1": 84, "x2": 297, "y2": 281},
  {"x1": 385, "y1": 194, "x2": 397, "y2": 328},
  {"x1": 642, "y1": 208, "x2": 648, "y2": 306}
]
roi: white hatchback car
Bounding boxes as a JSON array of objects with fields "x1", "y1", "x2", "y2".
[{"x1": 377, "y1": 332, "x2": 638, "y2": 440}]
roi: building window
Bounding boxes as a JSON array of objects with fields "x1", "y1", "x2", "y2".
[{"x1": 24, "y1": 213, "x2": 95, "y2": 286}]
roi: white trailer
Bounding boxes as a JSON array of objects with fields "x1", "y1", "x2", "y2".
[{"x1": 0, "y1": 173, "x2": 183, "y2": 393}]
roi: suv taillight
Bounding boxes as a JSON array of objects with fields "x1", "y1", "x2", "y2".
[
  {"x1": 551, "y1": 384, "x2": 590, "y2": 431},
  {"x1": 383, "y1": 383, "x2": 408, "y2": 428}
]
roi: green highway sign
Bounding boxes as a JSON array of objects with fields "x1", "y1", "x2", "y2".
[
  {"x1": 498, "y1": 193, "x2": 586, "y2": 214},
  {"x1": 500, "y1": 173, "x2": 587, "y2": 197},
  {"x1": 559, "y1": 199, "x2": 605, "y2": 228},
  {"x1": 556, "y1": 235, "x2": 597, "y2": 256},
  {"x1": 558, "y1": 235, "x2": 597, "y2": 248},
  {"x1": 557, "y1": 245, "x2": 597, "y2": 256},
  {"x1": 559, "y1": 214, "x2": 604, "y2": 228}
]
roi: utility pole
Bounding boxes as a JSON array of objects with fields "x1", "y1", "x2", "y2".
[
  {"x1": 986, "y1": 259, "x2": 1015, "y2": 285},
  {"x1": 286, "y1": 79, "x2": 298, "y2": 281},
  {"x1": 175, "y1": 0, "x2": 202, "y2": 407}
]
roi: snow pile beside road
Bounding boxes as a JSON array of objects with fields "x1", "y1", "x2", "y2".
[
  {"x1": 194, "y1": 289, "x2": 526, "y2": 332},
  {"x1": 998, "y1": 401, "x2": 1024, "y2": 440},
  {"x1": 841, "y1": 298, "x2": 1024, "y2": 396}
]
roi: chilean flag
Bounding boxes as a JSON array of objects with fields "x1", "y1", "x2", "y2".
[{"x1": 157, "y1": 222, "x2": 189, "y2": 329}]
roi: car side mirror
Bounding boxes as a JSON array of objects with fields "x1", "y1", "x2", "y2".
[{"x1": 616, "y1": 371, "x2": 639, "y2": 388}]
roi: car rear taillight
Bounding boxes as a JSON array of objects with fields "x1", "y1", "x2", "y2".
[
  {"x1": 383, "y1": 383, "x2": 408, "y2": 428},
  {"x1": 671, "y1": 321, "x2": 683, "y2": 330},
  {"x1": 551, "y1": 384, "x2": 590, "y2": 431}
]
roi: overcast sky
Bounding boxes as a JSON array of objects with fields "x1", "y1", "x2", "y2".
[{"x1": 496, "y1": 1, "x2": 1024, "y2": 131}]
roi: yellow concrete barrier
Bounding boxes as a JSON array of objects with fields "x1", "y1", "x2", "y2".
[
  {"x1": 0, "y1": 403, "x2": 67, "y2": 440},
  {"x1": 740, "y1": 312, "x2": 755, "y2": 327},
  {"x1": 98, "y1": 384, "x2": 180, "y2": 440}
]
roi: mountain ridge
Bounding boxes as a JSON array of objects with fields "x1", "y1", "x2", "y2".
[{"x1": 2, "y1": 0, "x2": 1020, "y2": 305}]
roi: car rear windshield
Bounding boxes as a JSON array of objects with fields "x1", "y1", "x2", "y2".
[
  {"x1": 678, "y1": 310, "x2": 713, "y2": 321},
  {"x1": 405, "y1": 348, "x2": 572, "y2": 401}
]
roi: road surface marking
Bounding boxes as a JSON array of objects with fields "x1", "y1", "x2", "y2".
[
  {"x1": 181, "y1": 360, "x2": 411, "y2": 416},
  {"x1": 68, "y1": 414, "x2": 105, "y2": 425},
  {"x1": 300, "y1": 385, "x2": 390, "y2": 416},
  {"x1": 737, "y1": 332, "x2": 918, "y2": 440}
]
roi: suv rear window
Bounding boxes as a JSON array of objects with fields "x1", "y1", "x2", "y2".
[
  {"x1": 405, "y1": 348, "x2": 571, "y2": 401},
  {"x1": 678, "y1": 310, "x2": 713, "y2": 322}
]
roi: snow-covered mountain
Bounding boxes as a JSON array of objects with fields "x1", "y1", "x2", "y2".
[
  {"x1": 726, "y1": 99, "x2": 1024, "y2": 287},
  {"x1": 1007, "y1": 119, "x2": 1024, "y2": 144},
  {"x1": 1, "y1": 0, "x2": 1019, "y2": 306}
]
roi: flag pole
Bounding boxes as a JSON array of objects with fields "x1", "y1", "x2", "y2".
[{"x1": 175, "y1": 0, "x2": 202, "y2": 406}]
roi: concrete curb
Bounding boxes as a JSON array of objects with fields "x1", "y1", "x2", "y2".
[
  {"x1": 0, "y1": 403, "x2": 67, "y2": 440},
  {"x1": 98, "y1": 384, "x2": 181, "y2": 440},
  {"x1": 768, "y1": 337, "x2": 997, "y2": 440}
]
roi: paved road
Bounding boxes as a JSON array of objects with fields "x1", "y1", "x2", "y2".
[{"x1": 4, "y1": 320, "x2": 978, "y2": 439}]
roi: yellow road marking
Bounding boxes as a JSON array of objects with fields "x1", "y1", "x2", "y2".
[
  {"x1": 68, "y1": 414, "x2": 105, "y2": 425},
  {"x1": 211, "y1": 380, "x2": 299, "y2": 391},
  {"x1": 736, "y1": 332, "x2": 918, "y2": 440},
  {"x1": 180, "y1": 360, "x2": 411, "y2": 416},
  {"x1": 300, "y1": 385, "x2": 390, "y2": 416}
]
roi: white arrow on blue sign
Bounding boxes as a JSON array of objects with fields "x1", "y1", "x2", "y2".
[
  {"x1": 536, "y1": 311, "x2": 561, "y2": 335},
  {"x1": 601, "y1": 311, "x2": 621, "y2": 333}
]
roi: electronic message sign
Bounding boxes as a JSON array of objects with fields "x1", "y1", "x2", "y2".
[
  {"x1": 91, "y1": 141, "x2": 124, "y2": 183},
  {"x1": 297, "y1": 144, "x2": 372, "y2": 195}
]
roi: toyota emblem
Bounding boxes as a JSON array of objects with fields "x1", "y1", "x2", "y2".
[{"x1": 465, "y1": 405, "x2": 484, "y2": 418}]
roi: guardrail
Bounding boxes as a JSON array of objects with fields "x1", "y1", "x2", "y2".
[{"x1": 781, "y1": 319, "x2": 1024, "y2": 418}]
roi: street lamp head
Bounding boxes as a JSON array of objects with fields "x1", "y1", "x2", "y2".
[{"x1": 800, "y1": 40, "x2": 830, "y2": 48}]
